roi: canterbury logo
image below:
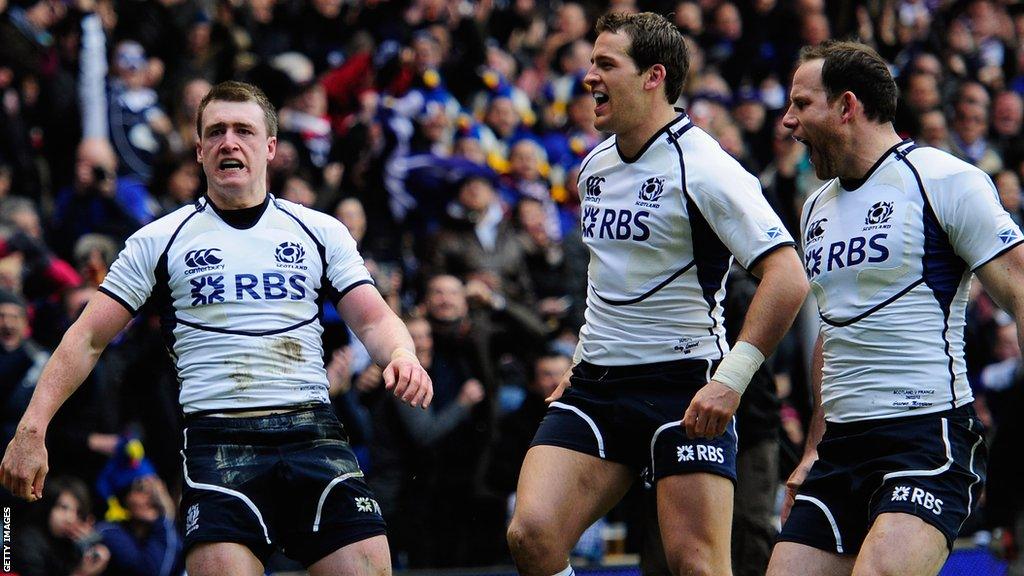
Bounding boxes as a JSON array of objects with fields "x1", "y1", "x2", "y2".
[{"x1": 185, "y1": 249, "x2": 223, "y2": 268}]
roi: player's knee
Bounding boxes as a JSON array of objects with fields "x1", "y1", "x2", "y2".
[{"x1": 507, "y1": 515, "x2": 559, "y2": 564}]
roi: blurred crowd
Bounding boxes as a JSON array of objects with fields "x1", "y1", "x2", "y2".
[{"x1": 3, "y1": 0, "x2": 1024, "y2": 573}]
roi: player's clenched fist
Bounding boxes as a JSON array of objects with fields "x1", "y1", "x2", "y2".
[
  {"x1": 1, "y1": 430, "x2": 49, "y2": 502},
  {"x1": 384, "y1": 348, "x2": 434, "y2": 409},
  {"x1": 682, "y1": 380, "x2": 740, "y2": 439}
]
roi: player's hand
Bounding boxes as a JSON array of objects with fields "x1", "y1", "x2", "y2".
[
  {"x1": 1, "y1": 429, "x2": 49, "y2": 502},
  {"x1": 781, "y1": 451, "x2": 818, "y2": 524},
  {"x1": 545, "y1": 367, "x2": 573, "y2": 403},
  {"x1": 384, "y1": 349, "x2": 434, "y2": 409},
  {"x1": 682, "y1": 380, "x2": 740, "y2": 439}
]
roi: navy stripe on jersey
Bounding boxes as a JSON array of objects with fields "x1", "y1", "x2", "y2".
[
  {"x1": 676, "y1": 138, "x2": 729, "y2": 357},
  {"x1": 617, "y1": 113, "x2": 689, "y2": 164},
  {"x1": 901, "y1": 152, "x2": 963, "y2": 407},
  {"x1": 973, "y1": 238, "x2": 1024, "y2": 271},
  {"x1": 838, "y1": 139, "x2": 913, "y2": 191},
  {"x1": 99, "y1": 286, "x2": 137, "y2": 315},
  {"x1": 802, "y1": 190, "x2": 824, "y2": 237},
  {"x1": 153, "y1": 204, "x2": 205, "y2": 358},
  {"x1": 747, "y1": 242, "x2": 797, "y2": 274},
  {"x1": 176, "y1": 314, "x2": 318, "y2": 336},
  {"x1": 675, "y1": 135, "x2": 729, "y2": 356},
  {"x1": 819, "y1": 278, "x2": 925, "y2": 327},
  {"x1": 667, "y1": 120, "x2": 695, "y2": 142},
  {"x1": 338, "y1": 279, "x2": 375, "y2": 301},
  {"x1": 592, "y1": 261, "x2": 697, "y2": 306},
  {"x1": 577, "y1": 140, "x2": 617, "y2": 188}
]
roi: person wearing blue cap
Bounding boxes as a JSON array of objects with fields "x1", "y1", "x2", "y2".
[{"x1": 95, "y1": 437, "x2": 183, "y2": 576}]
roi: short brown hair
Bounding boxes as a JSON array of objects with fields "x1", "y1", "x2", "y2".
[
  {"x1": 596, "y1": 12, "x2": 688, "y2": 104},
  {"x1": 799, "y1": 40, "x2": 897, "y2": 124},
  {"x1": 196, "y1": 81, "x2": 279, "y2": 138}
]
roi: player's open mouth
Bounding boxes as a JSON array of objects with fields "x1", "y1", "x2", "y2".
[
  {"x1": 593, "y1": 91, "x2": 609, "y2": 114},
  {"x1": 219, "y1": 159, "x2": 246, "y2": 172}
]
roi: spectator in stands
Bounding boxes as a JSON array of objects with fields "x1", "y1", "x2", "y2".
[
  {"x1": 107, "y1": 40, "x2": 173, "y2": 183},
  {"x1": 0, "y1": 289, "x2": 47, "y2": 458},
  {"x1": 96, "y1": 438, "x2": 183, "y2": 576},
  {"x1": 484, "y1": 352, "x2": 571, "y2": 499},
  {"x1": 369, "y1": 315, "x2": 486, "y2": 568},
  {"x1": 430, "y1": 175, "x2": 535, "y2": 306},
  {"x1": 50, "y1": 138, "x2": 154, "y2": 259},
  {"x1": 951, "y1": 101, "x2": 1003, "y2": 173},
  {"x1": 151, "y1": 153, "x2": 202, "y2": 216},
  {"x1": 996, "y1": 169, "x2": 1023, "y2": 226},
  {"x1": 0, "y1": 199, "x2": 81, "y2": 302},
  {"x1": 14, "y1": 476, "x2": 110, "y2": 576}
]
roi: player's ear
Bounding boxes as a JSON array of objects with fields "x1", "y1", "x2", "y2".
[
  {"x1": 266, "y1": 136, "x2": 277, "y2": 162},
  {"x1": 645, "y1": 64, "x2": 667, "y2": 91},
  {"x1": 839, "y1": 91, "x2": 858, "y2": 122}
]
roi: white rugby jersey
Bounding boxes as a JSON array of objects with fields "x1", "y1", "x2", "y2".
[
  {"x1": 100, "y1": 195, "x2": 372, "y2": 414},
  {"x1": 576, "y1": 112, "x2": 794, "y2": 365},
  {"x1": 801, "y1": 140, "x2": 1023, "y2": 422}
]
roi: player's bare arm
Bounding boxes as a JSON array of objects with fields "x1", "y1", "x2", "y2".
[
  {"x1": 975, "y1": 244, "x2": 1024, "y2": 355},
  {"x1": 684, "y1": 246, "x2": 809, "y2": 438},
  {"x1": 1, "y1": 292, "x2": 132, "y2": 501},
  {"x1": 338, "y1": 283, "x2": 433, "y2": 408}
]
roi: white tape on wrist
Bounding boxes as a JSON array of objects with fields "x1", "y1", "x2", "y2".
[{"x1": 712, "y1": 341, "x2": 765, "y2": 396}]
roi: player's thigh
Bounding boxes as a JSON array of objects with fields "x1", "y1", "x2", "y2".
[
  {"x1": 308, "y1": 534, "x2": 391, "y2": 576},
  {"x1": 852, "y1": 512, "x2": 948, "y2": 576},
  {"x1": 186, "y1": 542, "x2": 265, "y2": 576},
  {"x1": 767, "y1": 541, "x2": 855, "y2": 576},
  {"x1": 656, "y1": 472, "x2": 733, "y2": 569},
  {"x1": 511, "y1": 445, "x2": 634, "y2": 543}
]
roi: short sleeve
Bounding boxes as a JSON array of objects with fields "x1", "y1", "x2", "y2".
[
  {"x1": 690, "y1": 168, "x2": 795, "y2": 270},
  {"x1": 99, "y1": 233, "x2": 161, "y2": 314},
  {"x1": 932, "y1": 169, "x2": 1024, "y2": 270},
  {"x1": 324, "y1": 219, "x2": 373, "y2": 297}
]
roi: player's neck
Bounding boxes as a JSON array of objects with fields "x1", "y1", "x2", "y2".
[
  {"x1": 616, "y1": 104, "x2": 679, "y2": 159},
  {"x1": 843, "y1": 125, "x2": 904, "y2": 181},
  {"x1": 207, "y1": 187, "x2": 268, "y2": 210}
]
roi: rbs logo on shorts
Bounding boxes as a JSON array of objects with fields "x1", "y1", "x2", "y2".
[
  {"x1": 676, "y1": 444, "x2": 725, "y2": 464},
  {"x1": 891, "y1": 485, "x2": 943, "y2": 515}
]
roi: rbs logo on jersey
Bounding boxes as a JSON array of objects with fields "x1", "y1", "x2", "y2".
[
  {"x1": 582, "y1": 206, "x2": 651, "y2": 241},
  {"x1": 189, "y1": 273, "x2": 307, "y2": 306},
  {"x1": 804, "y1": 233, "x2": 890, "y2": 278}
]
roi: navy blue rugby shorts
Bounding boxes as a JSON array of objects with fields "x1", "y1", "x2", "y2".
[
  {"x1": 531, "y1": 358, "x2": 738, "y2": 483},
  {"x1": 180, "y1": 404, "x2": 387, "y2": 567},
  {"x1": 779, "y1": 404, "x2": 986, "y2": 555}
]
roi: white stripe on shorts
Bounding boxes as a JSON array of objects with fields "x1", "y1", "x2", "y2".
[
  {"x1": 649, "y1": 421, "x2": 679, "y2": 478},
  {"x1": 181, "y1": 428, "x2": 272, "y2": 544},
  {"x1": 313, "y1": 471, "x2": 365, "y2": 532},
  {"x1": 959, "y1": 419, "x2": 984, "y2": 532},
  {"x1": 795, "y1": 494, "x2": 844, "y2": 553},
  {"x1": 550, "y1": 401, "x2": 606, "y2": 458},
  {"x1": 881, "y1": 418, "x2": 953, "y2": 483}
]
